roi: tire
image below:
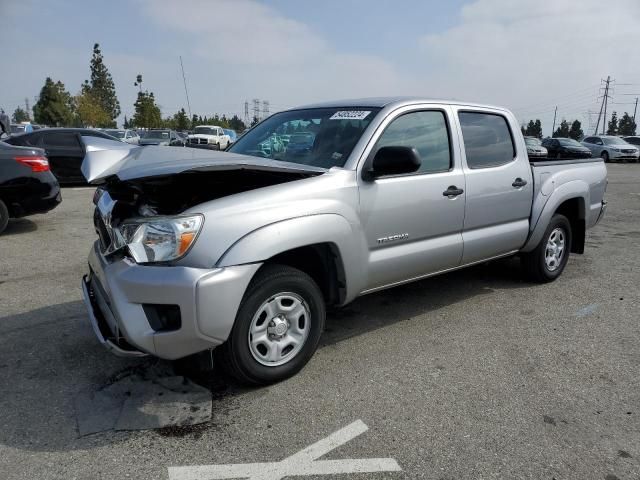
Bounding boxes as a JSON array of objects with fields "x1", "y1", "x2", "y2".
[
  {"x1": 215, "y1": 142, "x2": 221, "y2": 151},
  {"x1": 521, "y1": 214, "x2": 572, "y2": 283},
  {"x1": 601, "y1": 151, "x2": 609, "y2": 163},
  {"x1": 0, "y1": 199, "x2": 8, "y2": 234},
  {"x1": 217, "y1": 264, "x2": 325, "y2": 385}
]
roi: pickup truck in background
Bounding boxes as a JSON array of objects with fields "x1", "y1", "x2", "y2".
[
  {"x1": 80, "y1": 97, "x2": 608, "y2": 385},
  {"x1": 187, "y1": 125, "x2": 230, "y2": 150}
]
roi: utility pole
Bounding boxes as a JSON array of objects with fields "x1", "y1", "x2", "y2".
[
  {"x1": 602, "y1": 76, "x2": 611, "y2": 135},
  {"x1": 24, "y1": 97, "x2": 31, "y2": 121},
  {"x1": 633, "y1": 97, "x2": 638, "y2": 124},
  {"x1": 179, "y1": 56, "x2": 192, "y2": 119},
  {"x1": 551, "y1": 106, "x2": 557, "y2": 137},
  {"x1": 262, "y1": 100, "x2": 270, "y2": 119},
  {"x1": 244, "y1": 101, "x2": 249, "y2": 127}
]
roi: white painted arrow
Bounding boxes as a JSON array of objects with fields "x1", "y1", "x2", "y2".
[{"x1": 168, "y1": 420, "x2": 401, "y2": 480}]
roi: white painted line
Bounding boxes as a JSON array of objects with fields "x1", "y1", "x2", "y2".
[{"x1": 168, "y1": 419, "x2": 401, "y2": 480}]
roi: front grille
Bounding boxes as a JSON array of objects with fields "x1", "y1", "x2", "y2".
[
  {"x1": 94, "y1": 209, "x2": 111, "y2": 252},
  {"x1": 622, "y1": 149, "x2": 636, "y2": 154},
  {"x1": 189, "y1": 138, "x2": 208, "y2": 145}
]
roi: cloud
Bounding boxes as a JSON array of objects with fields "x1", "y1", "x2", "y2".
[
  {"x1": 417, "y1": 0, "x2": 640, "y2": 132},
  {"x1": 138, "y1": 0, "x2": 417, "y2": 114}
]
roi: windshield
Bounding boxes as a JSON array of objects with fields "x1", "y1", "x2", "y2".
[
  {"x1": 142, "y1": 130, "x2": 170, "y2": 139},
  {"x1": 194, "y1": 127, "x2": 217, "y2": 135},
  {"x1": 557, "y1": 138, "x2": 582, "y2": 147},
  {"x1": 524, "y1": 137, "x2": 541, "y2": 146},
  {"x1": 603, "y1": 137, "x2": 629, "y2": 145},
  {"x1": 229, "y1": 107, "x2": 381, "y2": 168},
  {"x1": 10, "y1": 125, "x2": 25, "y2": 134},
  {"x1": 105, "y1": 130, "x2": 125, "y2": 139}
]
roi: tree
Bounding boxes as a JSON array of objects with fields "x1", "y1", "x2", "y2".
[
  {"x1": 228, "y1": 114, "x2": 246, "y2": 132},
  {"x1": 553, "y1": 119, "x2": 570, "y2": 138},
  {"x1": 12, "y1": 107, "x2": 29, "y2": 123},
  {"x1": 33, "y1": 77, "x2": 75, "y2": 127},
  {"x1": 173, "y1": 108, "x2": 190, "y2": 130},
  {"x1": 606, "y1": 111, "x2": 618, "y2": 135},
  {"x1": 533, "y1": 119, "x2": 543, "y2": 139},
  {"x1": 568, "y1": 120, "x2": 583, "y2": 140},
  {"x1": 75, "y1": 90, "x2": 110, "y2": 127},
  {"x1": 81, "y1": 43, "x2": 120, "y2": 127},
  {"x1": 131, "y1": 90, "x2": 162, "y2": 128},
  {"x1": 123, "y1": 115, "x2": 130, "y2": 129},
  {"x1": 617, "y1": 112, "x2": 637, "y2": 136},
  {"x1": 523, "y1": 119, "x2": 543, "y2": 138}
]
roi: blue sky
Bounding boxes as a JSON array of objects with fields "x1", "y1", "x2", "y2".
[{"x1": 1, "y1": 0, "x2": 639, "y2": 134}]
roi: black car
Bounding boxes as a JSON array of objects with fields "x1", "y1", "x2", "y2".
[
  {"x1": 139, "y1": 129, "x2": 186, "y2": 146},
  {"x1": 0, "y1": 141, "x2": 61, "y2": 234},
  {"x1": 4, "y1": 128, "x2": 120, "y2": 184},
  {"x1": 541, "y1": 137, "x2": 592, "y2": 159}
]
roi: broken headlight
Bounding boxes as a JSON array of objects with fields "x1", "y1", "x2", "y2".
[{"x1": 119, "y1": 214, "x2": 203, "y2": 263}]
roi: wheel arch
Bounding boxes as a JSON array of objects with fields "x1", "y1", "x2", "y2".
[
  {"x1": 522, "y1": 182, "x2": 588, "y2": 253},
  {"x1": 216, "y1": 214, "x2": 364, "y2": 305}
]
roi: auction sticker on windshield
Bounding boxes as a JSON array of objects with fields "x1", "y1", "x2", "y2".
[{"x1": 330, "y1": 111, "x2": 371, "y2": 120}]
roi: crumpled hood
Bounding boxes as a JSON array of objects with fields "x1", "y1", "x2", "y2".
[{"x1": 80, "y1": 136, "x2": 326, "y2": 183}]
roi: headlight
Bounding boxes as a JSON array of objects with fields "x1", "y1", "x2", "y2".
[
  {"x1": 612, "y1": 148, "x2": 621, "y2": 152},
  {"x1": 119, "y1": 215, "x2": 203, "y2": 263}
]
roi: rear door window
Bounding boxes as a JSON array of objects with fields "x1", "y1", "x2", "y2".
[
  {"x1": 44, "y1": 132, "x2": 81, "y2": 148},
  {"x1": 458, "y1": 112, "x2": 515, "y2": 169}
]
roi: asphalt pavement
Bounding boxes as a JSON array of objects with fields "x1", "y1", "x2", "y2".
[{"x1": 0, "y1": 164, "x2": 639, "y2": 480}]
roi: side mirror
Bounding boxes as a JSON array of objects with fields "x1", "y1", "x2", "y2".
[{"x1": 362, "y1": 146, "x2": 421, "y2": 181}]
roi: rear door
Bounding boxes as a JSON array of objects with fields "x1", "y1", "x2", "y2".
[
  {"x1": 358, "y1": 105, "x2": 466, "y2": 291},
  {"x1": 452, "y1": 107, "x2": 533, "y2": 264},
  {"x1": 41, "y1": 131, "x2": 85, "y2": 183}
]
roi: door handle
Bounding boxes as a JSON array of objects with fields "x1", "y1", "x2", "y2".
[
  {"x1": 442, "y1": 186, "x2": 464, "y2": 197},
  {"x1": 512, "y1": 178, "x2": 528, "y2": 188}
]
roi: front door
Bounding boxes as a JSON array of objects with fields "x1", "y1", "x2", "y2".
[
  {"x1": 358, "y1": 107, "x2": 466, "y2": 292},
  {"x1": 453, "y1": 108, "x2": 533, "y2": 264}
]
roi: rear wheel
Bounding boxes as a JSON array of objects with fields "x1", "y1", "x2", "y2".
[
  {"x1": 521, "y1": 214, "x2": 572, "y2": 283},
  {"x1": 0, "y1": 199, "x2": 8, "y2": 234},
  {"x1": 601, "y1": 151, "x2": 609, "y2": 163},
  {"x1": 217, "y1": 264, "x2": 325, "y2": 385}
]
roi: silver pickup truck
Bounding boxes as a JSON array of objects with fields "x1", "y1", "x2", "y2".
[{"x1": 81, "y1": 97, "x2": 607, "y2": 385}]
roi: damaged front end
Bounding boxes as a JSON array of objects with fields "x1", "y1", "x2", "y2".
[{"x1": 82, "y1": 137, "x2": 326, "y2": 264}]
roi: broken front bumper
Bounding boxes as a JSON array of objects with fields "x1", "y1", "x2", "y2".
[{"x1": 81, "y1": 241, "x2": 261, "y2": 359}]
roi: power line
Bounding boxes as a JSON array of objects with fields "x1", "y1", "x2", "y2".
[{"x1": 179, "y1": 56, "x2": 192, "y2": 119}]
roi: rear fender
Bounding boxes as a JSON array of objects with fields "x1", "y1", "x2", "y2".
[{"x1": 521, "y1": 181, "x2": 588, "y2": 252}]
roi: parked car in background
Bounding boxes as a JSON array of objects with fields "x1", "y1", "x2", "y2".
[
  {"x1": 80, "y1": 98, "x2": 607, "y2": 385},
  {"x1": 187, "y1": 125, "x2": 230, "y2": 150},
  {"x1": 581, "y1": 135, "x2": 639, "y2": 163},
  {"x1": 139, "y1": 129, "x2": 185, "y2": 146},
  {"x1": 0, "y1": 141, "x2": 61, "y2": 234},
  {"x1": 223, "y1": 129, "x2": 238, "y2": 146},
  {"x1": 10, "y1": 123, "x2": 34, "y2": 135},
  {"x1": 622, "y1": 136, "x2": 640, "y2": 152},
  {"x1": 524, "y1": 136, "x2": 547, "y2": 158},
  {"x1": 104, "y1": 129, "x2": 140, "y2": 145},
  {"x1": 3, "y1": 128, "x2": 120, "y2": 184},
  {"x1": 541, "y1": 137, "x2": 592, "y2": 159}
]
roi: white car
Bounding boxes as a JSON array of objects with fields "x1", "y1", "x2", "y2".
[
  {"x1": 581, "y1": 135, "x2": 639, "y2": 163},
  {"x1": 187, "y1": 125, "x2": 230, "y2": 150},
  {"x1": 104, "y1": 129, "x2": 140, "y2": 145}
]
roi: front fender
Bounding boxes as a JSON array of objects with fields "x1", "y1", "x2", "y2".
[
  {"x1": 521, "y1": 180, "x2": 588, "y2": 252},
  {"x1": 216, "y1": 214, "x2": 367, "y2": 303}
]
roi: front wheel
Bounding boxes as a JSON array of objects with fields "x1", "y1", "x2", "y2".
[
  {"x1": 217, "y1": 264, "x2": 325, "y2": 385},
  {"x1": 521, "y1": 214, "x2": 572, "y2": 283},
  {"x1": 601, "y1": 151, "x2": 609, "y2": 163}
]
